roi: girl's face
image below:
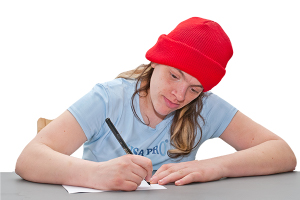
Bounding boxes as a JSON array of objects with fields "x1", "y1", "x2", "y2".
[{"x1": 148, "y1": 63, "x2": 203, "y2": 118}]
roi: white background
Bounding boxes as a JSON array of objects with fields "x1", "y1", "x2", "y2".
[{"x1": 0, "y1": 0, "x2": 299, "y2": 172}]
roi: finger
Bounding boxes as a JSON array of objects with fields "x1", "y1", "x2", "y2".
[
  {"x1": 123, "y1": 181, "x2": 139, "y2": 191},
  {"x1": 126, "y1": 171, "x2": 144, "y2": 185},
  {"x1": 130, "y1": 162, "x2": 148, "y2": 180},
  {"x1": 108, "y1": 172, "x2": 141, "y2": 191},
  {"x1": 151, "y1": 164, "x2": 182, "y2": 184},
  {"x1": 114, "y1": 180, "x2": 139, "y2": 191},
  {"x1": 175, "y1": 172, "x2": 202, "y2": 186},
  {"x1": 157, "y1": 168, "x2": 190, "y2": 185},
  {"x1": 153, "y1": 163, "x2": 173, "y2": 175},
  {"x1": 129, "y1": 155, "x2": 153, "y2": 181},
  {"x1": 151, "y1": 165, "x2": 171, "y2": 183}
]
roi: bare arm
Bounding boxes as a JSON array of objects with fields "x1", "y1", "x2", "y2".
[
  {"x1": 15, "y1": 110, "x2": 152, "y2": 191},
  {"x1": 219, "y1": 111, "x2": 296, "y2": 177},
  {"x1": 150, "y1": 111, "x2": 296, "y2": 185}
]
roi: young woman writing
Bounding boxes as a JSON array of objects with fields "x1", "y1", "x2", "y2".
[{"x1": 15, "y1": 17, "x2": 296, "y2": 191}]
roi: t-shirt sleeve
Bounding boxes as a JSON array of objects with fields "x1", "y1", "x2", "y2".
[
  {"x1": 68, "y1": 83, "x2": 109, "y2": 141},
  {"x1": 200, "y1": 93, "x2": 238, "y2": 141}
]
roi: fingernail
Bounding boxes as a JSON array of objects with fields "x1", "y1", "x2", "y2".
[
  {"x1": 150, "y1": 175, "x2": 156, "y2": 182},
  {"x1": 158, "y1": 179, "x2": 163, "y2": 185},
  {"x1": 175, "y1": 180, "x2": 181, "y2": 185}
]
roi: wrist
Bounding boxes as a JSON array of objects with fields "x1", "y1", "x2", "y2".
[
  {"x1": 67, "y1": 159, "x2": 102, "y2": 188},
  {"x1": 84, "y1": 160, "x2": 105, "y2": 188},
  {"x1": 212, "y1": 153, "x2": 238, "y2": 178},
  {"x1": 198, "y1": 156, "x2": 229, "y2": 180}
]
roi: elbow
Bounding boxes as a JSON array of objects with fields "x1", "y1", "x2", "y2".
[
  {"x1": 289, "y1": 153, "x2": 297, "y2": 171},
  {"x1": 276, "y1": 140, "x2": 297, "y2": 173},
  {"x1": 15, "y1": 153, "x2": 27, "y2": 178},
  {"x1": 15, "y1": 162, "x2": 21, "y2": 177},
  {"x1": 15, "y1": 144, "x2": 34, "y2": 180},
  {"x1": 284, "y1": 142, "x2": 297, "y2": 172}
]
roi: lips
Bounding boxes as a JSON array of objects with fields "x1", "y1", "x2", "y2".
[{"x1": 163, "y1": 96, "x2": 180, "y2": 109}]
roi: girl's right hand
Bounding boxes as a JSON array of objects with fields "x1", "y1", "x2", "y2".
[{"x1": 88, "y1": 154, "x2": 153, "y2": 191}]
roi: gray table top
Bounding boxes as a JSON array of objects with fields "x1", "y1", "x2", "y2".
[{"x1": 1, "y1": 171, "x2": 300, "y2": 200}]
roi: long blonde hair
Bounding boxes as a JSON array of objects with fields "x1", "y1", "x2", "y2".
[{"x1": 117, "y1": 63, "x2": 207, "y2": 158}]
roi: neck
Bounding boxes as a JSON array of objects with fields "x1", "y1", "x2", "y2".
[{"x1": 139, "y1": 83, "x2": 165, "y2": 129}]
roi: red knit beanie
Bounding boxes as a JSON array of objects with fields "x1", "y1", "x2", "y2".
[{"x1": 146, "y1": 17, "x2": 233, "y2": 92}]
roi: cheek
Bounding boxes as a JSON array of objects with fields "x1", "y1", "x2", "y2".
[
  {"x1": 183, "y1": 93, "x2": 200, "y2": 105},
  {"x1": 152, "y1": 76, "x2": 169, "y2": 94}
]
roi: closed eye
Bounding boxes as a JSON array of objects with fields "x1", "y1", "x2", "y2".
[
  {"x1": 191, "y1": 87, "x2": 201, "y2": 94},
  {"x1": 171, "y1": 73, "x2": 178, "y2": 79}
]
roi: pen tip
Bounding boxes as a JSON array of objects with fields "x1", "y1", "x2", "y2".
[{"x1": 147, "y1": 181, "x2": 151, "y2": 185}]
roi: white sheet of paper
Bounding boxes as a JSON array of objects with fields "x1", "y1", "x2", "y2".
[{"x1": 62, "y1": 180, "x2": 166, "y2": 194}]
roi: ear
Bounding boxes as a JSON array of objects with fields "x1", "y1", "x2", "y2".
[{"x1": 150, "y1": 62, "x2": 158, "y2": 68}]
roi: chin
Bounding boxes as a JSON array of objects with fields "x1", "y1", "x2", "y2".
[
  {"x1": 154, "y1": 105, "x2": 173, "y2": 117},
  {"x1": 152, "y1": 96, "x2": 177, "y2": 117}
]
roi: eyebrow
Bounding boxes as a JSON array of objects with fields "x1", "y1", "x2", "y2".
[{"x1": 175, "y1": 68, "x2": 203, "y2": 88}]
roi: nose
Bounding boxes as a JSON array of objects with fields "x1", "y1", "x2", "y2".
[{"x1": 172, "y1": 84, "x2": 187, "y2": 102}]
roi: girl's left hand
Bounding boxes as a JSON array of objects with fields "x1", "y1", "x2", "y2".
[{"x1": 150, "y1": 160, "x2": 225, "y2": 186}]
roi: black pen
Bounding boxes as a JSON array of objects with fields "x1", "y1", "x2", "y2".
[{"x1": 105, "y1": 118, "x2": 151, "y2": 185}]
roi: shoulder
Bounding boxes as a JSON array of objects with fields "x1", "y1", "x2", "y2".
[
  {"x1": 100, "y1": 78, "x2": 136, "y2": 92},
  {"x1": 200, "y1": 91, "x2": 238, "y2": 126},
  {"x1": 198, "y1": 92, "x2": 238, "y2": 139},
  {"x1": 96, "y1": 78, "x2": 137, "y2": 108},
  {"x1": 202, "y1": 91, "x2": 235, "y2": 113},
  {"x1": 93, "y1": 78, "x2": 137, "y2": 97}
]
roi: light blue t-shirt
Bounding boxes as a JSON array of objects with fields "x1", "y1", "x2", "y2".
[{"x1": 68, "y1": 78, "x2": 237, "y2": 170}]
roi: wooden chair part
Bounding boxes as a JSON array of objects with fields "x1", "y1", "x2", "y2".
[{"x1": 37, "y1": 118, "x2": 53, "y2": 133}]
